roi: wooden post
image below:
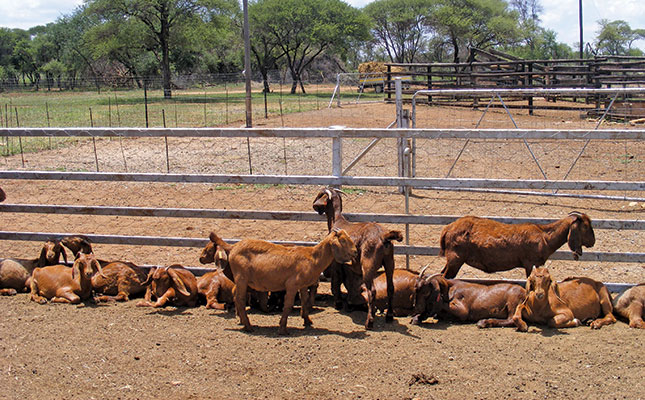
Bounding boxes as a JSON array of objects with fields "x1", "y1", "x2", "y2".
[
  {"x1": 330, "y1": 126, "x2": 344, "y2": 179},
  {"x1": 527, "y1": 62, "x2": 534, "y2": 115}
]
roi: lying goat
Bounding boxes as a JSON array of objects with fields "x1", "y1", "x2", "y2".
[
  {"x1": 361, "y1": 269, "x2": 419, "y2": 317},
  {"x1": 30, "y1": 252, "x2": 102, "y2": 304},
  {"x1": 612, "y1": 284, "x2": 645, "y2": 329},
  {"x1": 439, "y1": 212, "x2": 595, "y2": 278},
  {"x1": 1, "y1": 240, "x2": 67, "y2": 295},
  {"x1": 512, "y1": 266, "x2": 616, "y2": 331},
  {"x1": 61, "y1": 235, "x2": 147, "y2": 302},
  {"x1": 197, "y1": 270, "x2": 235, "y2": 310},
  {"x1": 313, "y1": 187, "x2": 403, "y2": 329},
  {"x1": 137, "y1": 265, "x2": 198, "y2": 308},
  {"x1": 410, "y1": 267, "x2": 526, "y2": 328},
  {"x1": 228, "y1": 229, "x2": 357, "y2": 335}
]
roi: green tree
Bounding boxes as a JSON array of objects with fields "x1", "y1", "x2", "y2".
[
  {"x1": 251, "y1": 0, "x2": 370, "y2": 94},
  {"x1": 431, "y1": 0, "x2": 519, "y2": 63},
  {"x1": 88, "y1": 0, "x2": 239, "y2": 98},
  {"x1": 363, "y1": 0, "x2": 435, "y2": 63},
  {"x1": 595, "y1": 19, "x2": 644, "y2": 56}
]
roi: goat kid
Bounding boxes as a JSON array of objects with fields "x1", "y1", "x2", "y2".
[
  {"x1": 439, "y1": 212, "x2": 595, "y2": 278},
  {"x1": 229, "y1": 229, "x2": 357, "y2": 335},
  {"x1": 361, "y1": 269, "x2": 419, "y2": 317},
  {"x1": 410, "y1": 267, "x2": 526, "y2": 328},
  {"x1": 1, "y1": 240, "x2": 67, "y2": 295},
  {"x1": 612, "y1": 284, "x2": 645, "y2": 329},
  {"x1": 313, "y1": 187, "x2": 403, "y2": 329},
  {"x1": 137, "y1": 265, "x2": 198, "y2": 308},
  {"x1": 30, "y1": 252, "x2": 102, "y2": 304},
  {"x1": 512, "y1": 266, "x2": 616, "y2": 331}
]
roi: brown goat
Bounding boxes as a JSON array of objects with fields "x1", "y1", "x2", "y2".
[
  {"x1": 137, "y1": 265, "x2": 198, "y2": 308},
  {"x1": 60, "y1": 235, "x2": 147, "y2": 302},
  {"x1": 512, "y1": 266, "x2": 616, "y2": 331},
  {"x1": 439, "y1": 212, "x2": 595, "y2": 278},
  {"x1": 197, "y1": 270, "x2": 236, "y2": 310},
  {"x1": 612, "y1": 284, "x2": 645, "y2": 329},
  {"x1": 0, "y1": 240, "x2": 67, "y2": 295},
  {"x1": 313, "y1": 187, "x2": 403, "y2": 329},
  {"x1": 410, "y1": 269, "x2": 526, "y2": 328},
  {"x1": 229, "y1": 229, "x2": 357, "y2": 335},
  {"x1": 30, "y1": 252, "x2": 102, "y2": 304},
  {"x1": 92, "y1": 261, "x2": 148, "y2": 302},
  {"x1": 361, "y1": 269, "x2": 419, "y2": 317}
]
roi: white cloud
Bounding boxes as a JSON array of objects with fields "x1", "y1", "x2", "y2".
[{"x1": 0, "y1": 0, "x2": 83, "y2": 29}]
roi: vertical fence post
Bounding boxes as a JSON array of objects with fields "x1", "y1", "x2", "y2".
[
  {"x1": 15, "y1": 107, "x2": 24, "y2": 167},
  {"x1": 45, "y1": 101, "x2": 51, "y2": 149},
  {"x1": 396, "y1": 78, "x2": 405, "y2": 194},
  {"x1": 330, "y1": 125, "x2": 343, "y2": 181},
  {"x1": 89, "y1": 107, "x2": 99, "y2": 172},
  {"x1": 143, "y1": 80, "x2": 149, "y2": 128},
  {"x1": 162, "y1": 109, "x2": 170, "y2": 173}
]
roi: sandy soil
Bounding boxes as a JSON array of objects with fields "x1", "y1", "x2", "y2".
[{"x1": 0, "y1": 102, "x2": 643, "y2": 399}]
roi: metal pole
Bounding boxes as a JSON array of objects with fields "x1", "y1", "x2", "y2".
[
  {"x1": 243, "y1": 0, "x2": 252, "y2": 128},
  {"x1": 579, "y1": 0, "x2": 583, "y2": 59}
]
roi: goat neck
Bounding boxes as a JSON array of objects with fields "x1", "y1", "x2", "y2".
[
  {"x1": 310, "y1": 234, "x2": 338, "y2": 271},
  {"x1": 538, "y1": 216, "x2": 574, "y2": 255}
]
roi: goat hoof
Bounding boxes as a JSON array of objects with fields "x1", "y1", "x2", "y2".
[
  {"x1": 365, "y1": 320, "x2": 374, "y2": 330},
  {"x1": 476, "y1": 320, "x2": 487, "y2": 329},
  {"x1": 242, "y1": 325, "x2": 255, "y2": 333}
]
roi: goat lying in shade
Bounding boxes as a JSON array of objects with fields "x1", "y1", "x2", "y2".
[
  {"x1": 1, "y1": 240, "x2": 67, "y2": 295},
  {"x1": 228, "y1": 229, "x2": 357, "y2": 335},
  {"x1": 61, "y1": 235, "x2": 147, "y2": 302},
  {"x1": 30, "y1": 252, "x2": 102, "y2": 304},
  {"x1": 361, "y1": 269, "x2": 419, "y2": 317},
  {"x1": 439, "y1": 212, "x2": 595, "y2": 278},
  {"x1": 612, "y1": 284, "x2": 645, "y2": 329},
  {"x1": 313, "y1": 187, "x2": 403, "y2": 329},
  {"x1": 137, "y1": 265, "x2": 198, "y2": 308},
  {"x1": 512, "y1": 266, "x2": 616, "y2": 331},
  {"x1": 410, "y1": 267, "x2": 526, "y2": 328}
]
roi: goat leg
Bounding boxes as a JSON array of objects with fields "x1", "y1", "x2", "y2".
[
  {"x1": 476, "y1": 317, "x2": 517, "y2": 328},
  {"x1": 329, "y1": 263, "x2": 344, "y2": 309},
  {"x1": 512, "y1": 305, "x2": 529, "y2": 332},
  {"x1": 626, "y1": 302, "x2": 645, "y2": 329},
  {"x1": 384, "y1": 266, "x2": 395, "y2": 323},
  {"x1": 299, "y1": 287, "x2": 313, "y2": 328},
  {"x1": 51, "y1": 292, "x2": 81, "y2": 304},
  {"x1": 278, "y1": 288, "x2": 298, "y2": 335},
  {"x1": 0, "y1": 288, "x2": 18, "y2": 296},
  {"x1": 589, "y1": 286, "x2": 617, "y2": 329},
  {"x1": 548, "y1": 312, "x2": 580, "y2": 329},
  {"x1": 363, "y1": 280, "x2": 376, "y2": 330},
  {"x1": 234, "y1": 283, "x2": 253, "y2": 332}
]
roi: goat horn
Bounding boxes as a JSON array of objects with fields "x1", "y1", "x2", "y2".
[
  {"x1": 332, "y1": 187, "x2": 347, "y2": 195},
  {"x1": 324, "y1": 189, "x2": 333, "y2": 199},
  {"x1": 568, "y1": 211, "x2": 583, "y2": 217},
  {"x1": 418, "y1": 264, "x2": 431, "y2": 277}
]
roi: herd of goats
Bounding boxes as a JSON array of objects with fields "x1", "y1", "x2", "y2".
[{"x1": 0, "y1": 186, "x2": 643, "y2": 335}]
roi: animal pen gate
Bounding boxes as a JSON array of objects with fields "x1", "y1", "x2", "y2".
[{"x1": 0, "y1": 125, "x2": 643, "y2": 291}]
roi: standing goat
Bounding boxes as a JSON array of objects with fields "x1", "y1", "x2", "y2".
[
  {"x1": 612, "y1": 284, "x2": 645, "y2": 329},
  {"x1": 228, "y1": 229, "x2": 357, "y2": 335},
  {"x1": 137, "y1": 265, "x2": 198, "y2": 308},
  {"x1": 1, "y1": 240, "x2": 67, "y2": 295},
  {"x1": 313, "y1": 187, "x2": 403, "y2": 329},
  {"x1": 512, "y1": 266, "x2": 616, "y2": 331},
  {"x1": 30, "y1": 252, "x2": 102, "y2": 304},
  {"x1": 439, "y1": 212, "x2": 595, "y2": 278}
]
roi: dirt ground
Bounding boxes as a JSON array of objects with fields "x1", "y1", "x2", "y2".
[{"x1": 0, "y1": 102, "x2": 643, "y2": 399}]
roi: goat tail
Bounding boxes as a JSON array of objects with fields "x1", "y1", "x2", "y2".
[
  {"x1": 209, "y1": 232, "x2": 233, "y2": 253},
  {"x1": 439, "y1": 231, "x2": 446, "y2": 257},
  {"x1": 382, "y1": 230, "x2": 403, "y2": 244}
]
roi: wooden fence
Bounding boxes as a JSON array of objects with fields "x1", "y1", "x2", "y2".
[{"x1": 1, "y1": 127, "x2": 644, "y2": 271}]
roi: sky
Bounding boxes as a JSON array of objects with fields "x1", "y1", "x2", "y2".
[{"x1": 0, "y1": 0, "x2": 643, "y2": 50}]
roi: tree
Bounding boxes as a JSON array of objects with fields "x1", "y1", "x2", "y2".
[
  {"x1": 251, "y1": 0, "x2": 370, "y2": 94},
  {"x1": 430, "y1": 0, "x2": 519, "y2": 63},
  {"x1": 595, "y1": 19, "x2": 644, "y2": 56},
  {"x1": 88, "y1": 0, "x2": 239, "y2": 98},
  {"x1": 363, "y1": 0, "x2": 435, "y2": 63}
]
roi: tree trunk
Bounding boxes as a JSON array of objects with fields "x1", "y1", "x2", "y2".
[{"x1": 160, "y1": 6, "x2": 172, "y2": 99}]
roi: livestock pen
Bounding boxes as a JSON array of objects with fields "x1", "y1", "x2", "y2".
[{"x1": 0, "y1": 102, "x2": 643, "y2": 399}]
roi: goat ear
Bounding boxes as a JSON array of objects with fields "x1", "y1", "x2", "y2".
[
  {"x1": 168, "y1": 268, "x2": 191, "y2": 297},
  {"x1": 438, "y1": 276, "x2": 450, "y2": 303},
  {"x1": 209, "y1": 232, "x2": 217, "y2": 243},
  {"x1": 141, "y1": 268, "x2": 155, "y2": 286},
  {"x1": 567, "y1": 219, "x2": 583, "y2": 260},
  {"x1": 93, "y1": 259, "x2": 105, "y2": 278},
  {"x1": 72, "y1": 259, "x2": 81, "y2": 280},
  {"x1": 61, "y1": 247, "x2": 68, "y2": 264}
]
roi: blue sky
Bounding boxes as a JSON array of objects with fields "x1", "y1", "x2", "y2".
[{"x1": 0, "y1": 0, "x2": 643, "y2": 50}]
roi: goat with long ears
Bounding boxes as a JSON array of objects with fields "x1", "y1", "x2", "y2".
[
  {"x1": 439, "y1": 211, "x2": 595, "y2": 278},
  {"x1": 30, "y1": 252, "x2": 102, "y2": 304},
  {"x1": 1, "y1": 240, "x2": 67, "y2": 295},
  {"x1": 137, "y1": 265, "x2": 198, "y2": 308},
  {"x1": 313, "y1": 187, "x2": 403, "y2": 329}
]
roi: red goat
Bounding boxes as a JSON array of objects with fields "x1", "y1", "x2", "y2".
[
  {"x1": 612, "y1": 284, "x2": 645, "y2": 329},
  {"x1": 1, "y1": 240, "x2": 67, "y2": 295},
  {"x1": 439, "y1": 212, "x2": 595, "y2": 278},
  {"x1": 410, "y1": 267, "x2": 526, "y2": 328},
  {"x1": 137, "y1": 265, "x2": 198, "y2": 308},
  {"x1": 313, "y1": 187, "x2": 403, "y2": 329},
  {"x1": 512, "y1": 266, "x2": 616, "y2": 331},
  {"x1": 197, "y1": 270, "x2": 236, "y2": 310},
  {"x1": 361, "y1": 269, "x2": 419, "y2": 317},
  {"x1": 228, "y1": 229, "x2": 357, "y2": 335},
  {"x1": 30, "y1": 252, "x2": 102, "y2": 304}
]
